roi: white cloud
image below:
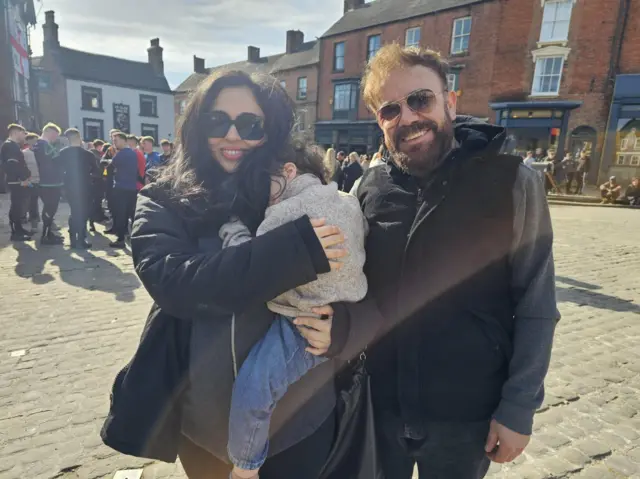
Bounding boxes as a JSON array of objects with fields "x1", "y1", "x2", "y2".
[{"x1": 30, "y1": 0, "x2": 344, "y2": 87}]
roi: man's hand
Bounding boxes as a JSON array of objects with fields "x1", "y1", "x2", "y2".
[{"x1": 485, "y1": 419, "x2": 530, "y2": 463}]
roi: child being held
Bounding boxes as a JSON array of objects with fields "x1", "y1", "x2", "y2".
[{"x1": 220, "y1": 140, "x2": 368, "y2": 479}]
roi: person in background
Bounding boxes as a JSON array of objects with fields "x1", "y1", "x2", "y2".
[
  {"x1": 341, "y1": 151, "x2": 363, "y2": 193},
  {"x1": 542, "y1": 149, "x2": 557, "y2": 195},
  {"x1": 332, "y1": 150, "x2": 346, "y2": 188},
  {"x1": 87, "y1": 141, "x2": 95, "y2": 151},
  {"x1": 88, "y1": 139, "x2": 108, "y2": 230},
  {"x1": 576, "y1": 152, "x2": 591, "y2": 195},
  {"x1": 624, "y1": 177, "x2": 640, "y2": 207},
  {"x1": 600, "y1": 176, "x2": 622, "y2": 204},
  {"x1": 534, "y1": 148, "x2": 545, "y2": 162},
  {"x1": 33, "y1": 122, "x2": 65, "y2": 245},
  {"x1": 22, "y1": 133, "x2": 40, "y2": 228},
  {"x1": 142, "y1": 136, "x2": 162, "y2": 170},
  {"x1": 1, "y1": 124, "x2": 32, "y2": 241},
  {"x1": 160, "y1": 139, "x2": 173, "y2": 165},
  {"x1": 360, "y1": 154, "x2": 371, "y2": 172},
  {"x1": 101, "y1": 130, "x2": 120, "y2": 220},
  {"x1": 126, "y1": 134, "x2": 147, "y2": 191},
  {"x1": 523, "y1": 150, "x2": 535, "y2": 167},
  {"x1": 104, "y1": 132, "x2": 139, "y2": 248},
  {"x1": 323, "y1": 147, "x2": 339, "y2": 184},
  {"x1": 58, "y1": 128, "x2": 100, "y2": 249},
  {"x1": 561, "y1": 153, "x2": 578, "y2": 194}
]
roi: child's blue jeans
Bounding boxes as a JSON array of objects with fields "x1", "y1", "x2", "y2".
[{"x1": 227, "y1": 314, "x2": 328, "y2": 470}]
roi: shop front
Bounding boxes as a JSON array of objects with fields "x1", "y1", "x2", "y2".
[
  {"x1": 600, "y1": 74, "x2": 640, "y2": 185},
  {"x1": 315, "y1": 120, "x2": 382, "y2": 155},
  {"x1": 489, "y1": 101, "x2": 582, "y2": 158}
]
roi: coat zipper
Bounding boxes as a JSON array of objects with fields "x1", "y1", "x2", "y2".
[{"x1": 231, "y1": 314, "x2": 238, "y2": 379}]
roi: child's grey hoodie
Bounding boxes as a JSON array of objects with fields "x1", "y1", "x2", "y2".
[{"x1": 220, "y1": 173, "x2": 368, "y2": 317}]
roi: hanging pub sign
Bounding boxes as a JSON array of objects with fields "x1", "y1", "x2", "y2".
[{"x1": 113, "y1": 103, "x2": 130, "y2": 133}]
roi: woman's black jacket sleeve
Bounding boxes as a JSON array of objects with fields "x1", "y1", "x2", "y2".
[{"x1": 132, "y1": 187, "x2": 331, "y2": 319}]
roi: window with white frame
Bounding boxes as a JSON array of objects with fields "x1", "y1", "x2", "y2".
[
  {"x1": 635, "y1": 138, "x2": 640, "y2": 150},
  {"x1": 367, "y1": 35, "x2": 381, "y2": 61},
  {"x1": 540, "y1": 0, "x2": 574, "y2": 43},
  {"x1": 451, "y1": 17, "x2": 472, "y2": 54},
  {"x1": 616, "y1": 155, "x2": 626, "y2": 165},
  {"x1": 334, "y1": 42, "x2": 345, "y2": 71},
  {"x1": 621, "y1": 138, "x2": 629, "y2": 149},
  {"x1": 297, "y1": 77, "x2": 308, "y2": 100},
  {"x1": 531, "y1": 56, "x2": 564, "y2": 95},
  {"x1": 406, "y1": 27, "x2": 421, "y2": 47},
  {"x1": 447, "y1": 72, "x2": 459, "y2": 92},
  {"x1": 631, "y1": 155, "x2": 640, "y2": 166}
]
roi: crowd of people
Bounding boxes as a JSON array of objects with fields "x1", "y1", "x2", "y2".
[
  {"x1": 0, "y1": 123, "x2": 173, "y2": 248},
  {"x1": 323, "y1": 146, "x2": 385, "y2": 194}
]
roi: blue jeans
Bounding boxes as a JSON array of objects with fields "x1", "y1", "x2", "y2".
[{"x1": 228, "y1": 315, "x2": 327, "y2": 470}]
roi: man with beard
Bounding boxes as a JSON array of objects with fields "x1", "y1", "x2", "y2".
[{"x1": 353, "y1": 44, "x2": 558, "y2": 478}]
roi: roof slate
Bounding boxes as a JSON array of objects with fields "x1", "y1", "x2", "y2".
[
  {"x1": 37, "y1": 47, "x2": 172, "y2": 93},
  {"x1": 322, "y1": 0, "x2": 483, "y2": 38},
  {"x1": 175, "y1": 41, "x2": 319, "y2": 93}
]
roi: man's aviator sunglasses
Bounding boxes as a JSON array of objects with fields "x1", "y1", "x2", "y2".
[
  {"x1": 206, "y1": 111, "x2": 266, "y2": 141},
  {"x1": 376, "y1": 89, "x2": 445, "y2": 123}
]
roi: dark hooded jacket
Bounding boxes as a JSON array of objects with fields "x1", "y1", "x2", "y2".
[
  {"x1": 356, "y1": 116, "x2": 522, "y2": 426},
  {"x1": 100, "y1": 181, "x2": 381, "y2": 462}
]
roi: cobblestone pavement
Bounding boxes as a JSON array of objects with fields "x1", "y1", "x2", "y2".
[{"x1": 0, "y1": 199, "x2": 638, "y2": 479}]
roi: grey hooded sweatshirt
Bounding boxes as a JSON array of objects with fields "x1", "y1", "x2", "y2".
[{"x1": 220, "y1": 173, "x2": 368, "y2": 317}]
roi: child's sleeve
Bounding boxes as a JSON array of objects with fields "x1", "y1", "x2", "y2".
[{"x1": 219, "y1": 217, "x2": 252, "y2": 248}]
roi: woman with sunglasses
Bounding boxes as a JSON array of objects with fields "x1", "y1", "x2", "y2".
[{"x1": 101, "y1": 71, "x2": 377, "y2": 478}]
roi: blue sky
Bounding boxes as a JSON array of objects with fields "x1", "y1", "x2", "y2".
[{"x1": 30, "y1": 0, "x2": 347, "y2": 88}]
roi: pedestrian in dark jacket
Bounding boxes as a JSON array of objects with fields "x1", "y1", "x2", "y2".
[
  {"x1": 0, "y1": 124, "x2": 33, "y2": 241},
  {"x1": 100, "y1": 70, "x2": 380, "y2": 479},
  {"x1": 355, "y1": 44, "x2": 559, "y2": 478},
  {"x1": 33, "y1": 122, "x2": 64, "y2": 245},
  {"x1": 58, "y1": 128, "x2": 101, "y2": 248},
  {"x1": 341, "y1": 152, "x2": 363, "y2": 192}
]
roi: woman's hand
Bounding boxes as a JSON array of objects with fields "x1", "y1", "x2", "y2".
[
  {"x1": 310, "y1": 219, "x2": 346, "y2": 271},
  {"x1": 294, "y1": 306, "x2": 334, "y2": 356}
]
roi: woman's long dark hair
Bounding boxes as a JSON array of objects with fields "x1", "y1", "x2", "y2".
[{"x1": 158, "y1": 70, "x2": 295, "y2": 232}]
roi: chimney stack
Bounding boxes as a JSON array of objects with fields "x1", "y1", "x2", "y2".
[
  {"x1": 343, "y1": 0, "x2": 365, "y2": 14},
  {"x1": 43, "y1": 10, "x2": 59, "y2": 52},
  {"x1": 286, "y1": 30, "x2": 305, "y2": 54},
  {"x1": 247, "y1": 46, "x2": 260, "y2": 63},
  {"x1": 193, "y1": 55, "x2": 206, "y2": 74},
  {"x1": 147, "y1": 38, "x2": 164, "y2": 76}
]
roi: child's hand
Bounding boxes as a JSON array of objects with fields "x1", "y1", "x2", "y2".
[
  {"x1": 294, "y1": 306, "x2": 334, "y2": 356},
  {"x1": 310, "y1": 218, "x2": 347, "y2": 271}
]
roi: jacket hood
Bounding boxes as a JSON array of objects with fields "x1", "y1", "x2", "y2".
[{"x1": 453, "y1": 115, "x2": 506, "y2": 158}]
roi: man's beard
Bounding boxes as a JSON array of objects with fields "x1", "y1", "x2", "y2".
[{"x1": 388, "y1": 108, "x2": 455, "y2": 178}]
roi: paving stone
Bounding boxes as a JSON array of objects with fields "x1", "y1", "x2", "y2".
[
  {"x1": 2, "y1": 192, "x2": 640, "y2": 479},
  {"x1": 539, "y1": 457, "x2": 582, "y2": 476},
  {"x1": 574, "y1": 439, "x2": 612, "y2": 459},
  {"x1": 559, "y1": 448, "x2": 590, "y2": 468},
  {"x1": 606, "y1": 454, "x2": 640, "y2": 476},
  {"x1": 578, "y1": 463, "x2": 619, "y2": 479}
]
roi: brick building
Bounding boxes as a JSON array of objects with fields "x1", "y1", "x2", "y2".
[
  {"x1": 174, "y1": 30, "x2": 319, "y2": 139},
  {"x1": 0, "y1": 0, "x2": 37, "y2": 132},
  {"x1": 33, "y1": 11, "x2": 175, "y2": 144},
  {"x1": 315, "y1": 0, "x2": 640, "y2": 183}
]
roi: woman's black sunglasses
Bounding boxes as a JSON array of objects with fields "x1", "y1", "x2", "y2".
[
  {"x1": 376, "y1": 89, "x2": 444, "y2": 123},
  {"x1": 206, "y1": 111, "x2": 266, "y2": 141}
]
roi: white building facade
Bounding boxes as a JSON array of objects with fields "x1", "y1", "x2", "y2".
[{"x1": 66, "y1": 79, "x2": 175, "y2": 144}]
